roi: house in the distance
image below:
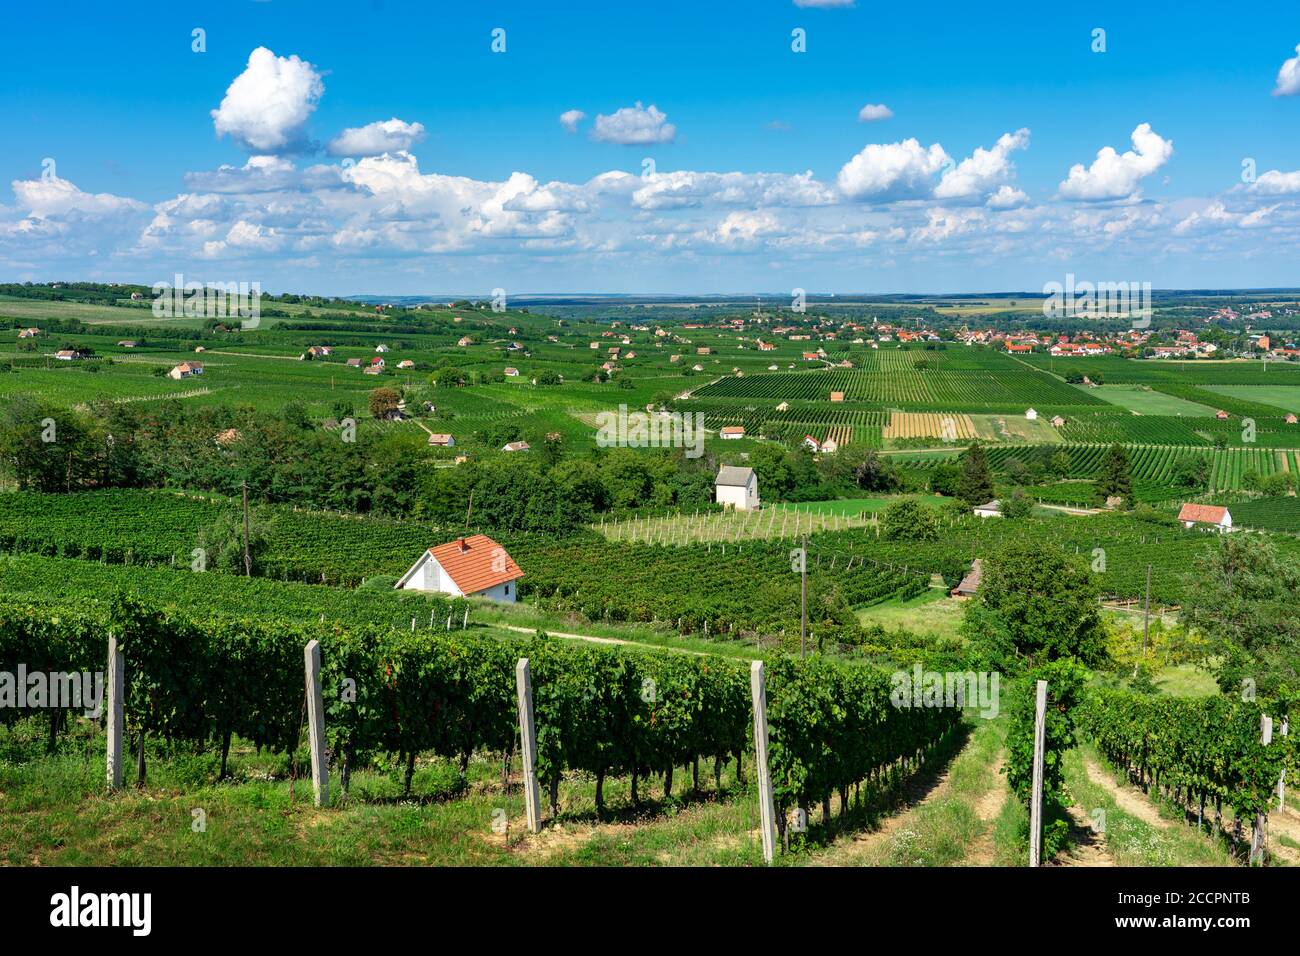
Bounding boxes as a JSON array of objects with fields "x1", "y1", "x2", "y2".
[
  {"x1": 973, "y1": 500, "x2": 1002, "y2": 518},
  {"x1": 720, "y1": 425, "x2": 745, "y2": 440},
  {"x1": 501, "y1": 440, "x2": 530, "y2": 452},
  {"x1": 394, "y1": 534, "x2": 523, "y2": 602},
  {"x1": 1024, "y1": 408, "x2": 1038, "y2": 421},
  {"x1": 950, "y1": 558, "x2": 983, "y2": 598},
  {"x1": 55, "y1": 349, "x2": 89, "y2": 361},
  {"x1": 715, "y1": 465, "x2": 759, "y2": 511},
  {"x1": 168, "y1": 361, "x2": 203, "y2": 379},
  {"x1": 802, "y1": 435, "x2": 822, "y2": 453},
  {"x1": 1178, "y1": 503, "x2": 1233, "y2": 532},
  {"x1": 427, "y1": 433, "x2": 455, "y2": 447}
]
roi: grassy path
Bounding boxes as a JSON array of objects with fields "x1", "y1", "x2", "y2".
[
  {"x1": 805, "y1": 717, "x2": 1013, "y2": 866},
  {"x1": 1062, "y1": 745, "x2": 1237, "y2": 866}
]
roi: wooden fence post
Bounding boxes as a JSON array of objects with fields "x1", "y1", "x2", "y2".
[
  {"x1": 1028, "y1": 679, "x2": 1048, "y2": 867},
  {"x1": 304, "y1": 640, "x2": 329, "y2": 808},
  {"x1": 106, "y1": 634, "x2": 124, "y2": 791},
  {"x1": 516, "y1": 658, "x2": 542, "y2": 833},
  {"x1": 750, "y1": 661, "x2": 778, "y2": 865}
]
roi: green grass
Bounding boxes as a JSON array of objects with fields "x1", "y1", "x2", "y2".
[
  {"x1": 1203, "y1": 385, "x2": 1300, "y2": 415},
  {"x1": 1088, "y1": 384, "x2": 1219, "y2": 417},
  {"x1": 1062, "y1": 744, "x2": 1238, "y2": 866},
  {"x1": 0, "y1": 718, "x2": 766, "y2": 866},
  {"x1": 857, "y1": 587, "x2": 964, "y2": 641},
  {"x1": 804, "y1": 716, "x2": 1010, "y2": 866}
]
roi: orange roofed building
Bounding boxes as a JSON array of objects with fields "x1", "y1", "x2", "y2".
[
  {"x1": 394, "y1": 534, "x2": 523, "y2": 601},
  {"x1": 1177, "y1": 503, "x2": 1233, "y2": 532}
]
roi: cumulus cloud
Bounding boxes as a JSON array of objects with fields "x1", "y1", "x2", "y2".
[
  {"x1": 592, "y1": 103, "x2": 676, "y2": 145},
  {"x1": 559, "y1": 109, "x2": 586, "y2": 133},
  {"x1": 211, "y1": 47, "x2": 324, "y2": 154},
  {"x1": 1058, "y1": 123, "x2": 1173, "y2": 201},
  {"x1": 328, "y1": 118, "x2": 425, "y2": 157},
  {"x1": 631, "y1": 170, "x2": 836, "y2": 210},
  {"x1": 857, "y1": 103, "x2": 893, "y2": 122},
  {"x1": 1274, "y1": 44, "x2": 1300, "y2": 96},
  {"x1": 986, "y1": 185, "x2": 1029, "y2": 209},
  {"x1": 1251, "y1": 169, "x2": 1300, "y2": 194},
  {"x1": 11, "y1": 175, "x2": 146, "y2": 218},
  {"x1": 714, "y1": 210, "x2": 782, "y2": 244},
  {"x1": 837, "y1": 138, "x2": 950, "y2": 200},
  {"x1": 934, "y1": 128, "x2": 1030, "y2": 201}
]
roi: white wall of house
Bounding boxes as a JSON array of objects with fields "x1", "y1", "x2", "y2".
[
  {"x1": 396, "y1": 552, "x2": 519, "y2": 601},
  {"x1": 716, "y1": 476, "x2": 759, "y2": 510}
]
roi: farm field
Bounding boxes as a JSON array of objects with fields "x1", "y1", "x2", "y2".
[
  {"x1": 1087, "y1": 384, "x2": 1220, "y2": 417},
  {"x1": 1202, "y1": 385, "x2": 1300, "y2": 414},
  {"x1": 5, "y1": 282, "x2": 1300, "y2": 883}
]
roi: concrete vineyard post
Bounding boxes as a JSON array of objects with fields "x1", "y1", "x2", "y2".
[
  {"x1": 1028, "y1": 679, "x2": 1048, "y2": 867},
  {"x1": 304, "y1": 640, "x2": 329, "y2": 808},
  {"x1": 1280, "y1": 719, "x2": 1289, "y2": 811},
  {"x1": 750, "y1": 661, "x2": 778, "y2": 865},
  {"x1": 106, "y1": 634, "x2": 124, "y2": 791},
  {"x1": 1252, "y1": 714, "x2": 1273, "y2": 865},
  {"x1": 516, "y1": 658, "x2": 542, "y2": 833}
]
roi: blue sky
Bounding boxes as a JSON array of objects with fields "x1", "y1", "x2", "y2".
[{"x1": 2, "y1": 0, "x2": 1299, "y2": 294}]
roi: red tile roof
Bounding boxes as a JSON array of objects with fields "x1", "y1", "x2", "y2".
[
  {"x1": 428, "y1": 534, "x2": 523, "y2": 595},
  {"x1": 1178, "y1": 503, "x2": 1229, "y2": 525}
]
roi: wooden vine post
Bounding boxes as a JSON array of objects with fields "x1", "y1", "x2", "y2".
[{"x1": 1028, "y1": 679, "x2": 1048, "y2": 867}]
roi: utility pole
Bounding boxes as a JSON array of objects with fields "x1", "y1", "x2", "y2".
[
  {"x1": 800, "y1": 534, "x2": 808, "y2": 659},
  {"x1": 1142, "y1": 563, "x2": 1152, "y2": 657},
  {"x1": 241, "y1": 479, "x2": 252, "y2": 577}
]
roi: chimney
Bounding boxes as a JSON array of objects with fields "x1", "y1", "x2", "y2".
[{"x1": 458, "y1": 538, "x2": 468, "y2": 552}]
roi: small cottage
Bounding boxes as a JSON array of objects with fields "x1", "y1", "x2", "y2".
[
  {"x1": 394, "y1": 534, "x2": 523, "y2": 602},
  {"x1": 715, "y1": 465, "x2": 760, "y2": 511}
]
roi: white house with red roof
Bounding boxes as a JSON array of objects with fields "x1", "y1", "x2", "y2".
[
  {"x1": 1178, "y1": 503, "x2": 1233, "y2": 532},
  {"x1": 394, "y1": 534, "x2": 523, "y2": 601}
]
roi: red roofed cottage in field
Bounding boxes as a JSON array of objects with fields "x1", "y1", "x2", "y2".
[
  {"x1": 394, "y1": 534, "x2": 523, "y2": 601},
  {"x1": 1177, "y1": 503, "x2": 1233, "y2": 532}
]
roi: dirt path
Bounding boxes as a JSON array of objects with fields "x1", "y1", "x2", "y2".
[
  {"x1": 494, "y1": 623, "x2": 712, "y2": 657},
  {"x1": 1084, "y1": 757, "x2": 1170, "y2": 830},
  {"x1": 1060, "y1": 801, "x2": 1116, "y2": 867}
]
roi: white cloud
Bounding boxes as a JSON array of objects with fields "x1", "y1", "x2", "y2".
[
  {"x1": 328, "y1": 118, "x2": 425, "y2": 157},
  {"x1": 11, "y1": 175, "x2": 146, "y2": 218},
  {"x1": 1058, "y1": 123, "x2": 1173, "y2": 201},
  {"x1": 1274, "y1": 44, "x2": 1300, "y2": 96},
  {"x1": 986, "y1": 185, "x2": 1029, "y2": 209},
  {"x1": 935, "y1": 128, "x2": 1030, "y2": 201},
  {"x1": 837, "y1": 138, "x2": 950, "y2": 200},
  {"x1": 211, "y1": 47, "x2": 324, "y2": 154},
  {"x1": 857, "y1": 103, "x2": 893, "y2": 122},
  {"x1": 592, "y1": 102, "x2": 676, "y2": 145},
  {"x1": 559, "y1": 110, "x2": 586, "y2": 133},
  {"x1": 1252, "y1": 169, "x2": 1300, "y2": 194},
  {"x1": 714, "y1": 211, "x2": 782, "y2": 244},
  {"x1": 631, "y1": 170, "x2": 836, "y2": 210}
]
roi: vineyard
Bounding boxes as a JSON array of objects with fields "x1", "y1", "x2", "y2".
[
  {"x1": 1078, "y1": 688, "x2": 1292, "y2": 837},
  {"x1": 0, "y1": 595, "x2": 960, "y2": 831}
]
